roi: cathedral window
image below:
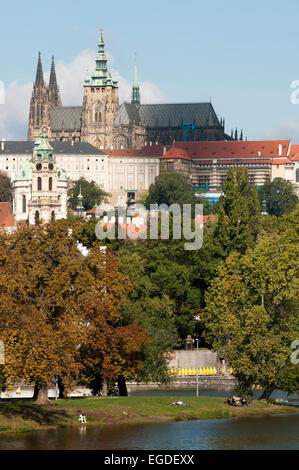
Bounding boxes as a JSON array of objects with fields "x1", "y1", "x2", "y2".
[
  {"x1": 22, "y1": 195, "x2": 26, "y2": 213},
  {"x1": 49, "y1": 177, "x2": 53, "y2": 191},
  {"x1": 37, "y1": 177, "x2": 42, "y2": 191}
]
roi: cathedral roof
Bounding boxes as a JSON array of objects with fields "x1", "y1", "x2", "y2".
[
  {"x1": 139, "y1": 103, "x2": 220, "y2": 128},
  {"x1": 49, "y1": 107, "x2": 82, "y2": 132},
  {"x1": 114, "y1": 103, "x2": 141, "y2": 126},
  {"x1": 114, "y1": 102, "x2": 221, "y2": 129}
]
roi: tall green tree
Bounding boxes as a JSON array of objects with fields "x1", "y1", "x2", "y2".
[
  {"x1": 214, "y1": 167, "x2": 261, "y2": 257},
  {"x1": 259, "y1": 177, "x2": 299, "y2": 217},
  {"x1": 202, "y1": 230, "x2": 299, "y2": 400},
  {"x1": 68, "y1": 177, "x2": 110, "y2": 211},
  {"x1": 0, "y1": 172, "x2": 12, "y2": 202},
  {"x1": 145, "y1": 171, "x2": 197, "y2": 208}
]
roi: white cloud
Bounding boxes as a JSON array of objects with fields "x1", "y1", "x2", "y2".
[
  {"x1": 261, "y1": 120, "x2": 299, "y2": 143},
  {"x1": 0, "y1": 81, "x2": 32, "y2": 140},
  {"x1": 0, "y1": 49, "x2": 166, "y2": 140}
]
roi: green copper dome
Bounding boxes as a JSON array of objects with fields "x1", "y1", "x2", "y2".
[
  {"x1": 14, "y1": 162, "x2": 32, "y2": 182},
  {"x1": 34, "y1": 128, "x2": 55, "y2": 162},
  {"x1": 84, "y1": 28, "x2": 118, "y2": 88},
  {"x1": 57, "y1": 167, "x2": 67, "y2": 182}
]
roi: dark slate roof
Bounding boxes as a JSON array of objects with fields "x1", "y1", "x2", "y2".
[
  {"x1": 138, "y1": 103, "x2": 220, "y2": 128},
  {"x1": 0, "y1": 141, "x2": 105, "y2": 155},
  {"x1": 49, "y1": 106, "x2": 82, "y2": 132},
  {"x1": 114, "y1": 103, "x2": 141, "y2": 126}
]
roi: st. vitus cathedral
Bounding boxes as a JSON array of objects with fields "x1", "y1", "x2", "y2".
[{"x1": 28, "y1": 29, "x2": 230, "y2": 149}]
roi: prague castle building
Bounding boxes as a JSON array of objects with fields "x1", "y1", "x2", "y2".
[{"x1": 27, "y1": 29, "x2": 228, "y2": 149}]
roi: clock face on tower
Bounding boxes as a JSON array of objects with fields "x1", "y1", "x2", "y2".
[
  {"x1": 48, "y1": 163, "x2": 54, "y2": 171},
  {"x1": 36, "y1": 163, "x2": 42, "y2": 171}
]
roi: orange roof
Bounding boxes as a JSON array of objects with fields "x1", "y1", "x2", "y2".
[
  {"x1": 98, "y1": 222, "x2": 147, "y2": 234},
  {"x1": 103, "y1": 144, "x2": 165, "y2": 157},
  {"x1": 86, "y1": 207, "x2": 105, "y2": 214},
  {"x1": 271, "y1": 158, "x2": 293, "y2": 165},
  {"x1": 195, "y1": 215, "x2": 217, "y2": 225},
  {"x1": 0, "y1": 202, "x2": 15, "y2": 227},
  {"x1": 173, "y1": 140, "x2": 290, "y2": 160},
  {"x1": 289, "y1": 144, "x2": 299, "y2": 161},
  {"x1": 161, "y1": 147, "x2": 191, "y2": 161}
]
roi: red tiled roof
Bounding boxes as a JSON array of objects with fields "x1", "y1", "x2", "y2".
[
  {"x1": 173, "y1": 140, "x2": 291, "y2": 160},
  {"x1": 289, "y1": 144, "x2": 299, "y2": 161},
  {"x1": 195, "y1": 215, "x2": 217, "y2": 225},
  {"x1": 98, "y1": 222, "x2": 147, "y2": 235},
  {"x1": 0, "y1": 202, "x2": 15, "y2": 227},
  {"x1": 271, "y1": 158, "x2": 293, "y2": 165},
  {"x1": 86, "y1": 207, "x2": 105, "y2": 214},
  {"x1": 161, "y1": 147, "x2": 191, "y2": 161},
  {"x1": 103, "y1": 144, "x2": 165, "y2": 157}
]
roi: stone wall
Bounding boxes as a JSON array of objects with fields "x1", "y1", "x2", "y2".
[{"x1": 167, "y1": 350, "x2": 222, "y2": 370}]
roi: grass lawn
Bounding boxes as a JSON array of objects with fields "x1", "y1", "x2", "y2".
[{"x1": 0, "y1": 396, "x2": 297, "y2": 434}]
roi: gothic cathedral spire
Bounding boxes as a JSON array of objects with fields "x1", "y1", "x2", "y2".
[
  {"x1": 48, "y1": 56, "x2": 62, "y2": 107},
  {"x1": 28, "y1": 53, "x2": 61, "y2": 141},
  {"x1": 131, "y1": 56, "x2": 140, "y2": 109},
  {"x1": 49, "y1": 56, "x2": 57, "y2": 89},
  {"x1": 35, "y1": 52, "x2": 44, "y2": 87}
]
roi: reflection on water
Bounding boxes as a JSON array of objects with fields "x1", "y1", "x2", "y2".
[{"x1": 0, "y1": 413, "x2": 298, "y2": 450}]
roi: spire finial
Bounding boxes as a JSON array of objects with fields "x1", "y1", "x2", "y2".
[
  {"x1": 99, "y1": 25, "x2": 104, "y2": 45},
  {"x1": 131, "y1": 54, "x2": 141, "y2": 109}
]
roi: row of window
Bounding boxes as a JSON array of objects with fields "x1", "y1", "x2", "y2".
[
  {"x1": 37, "y1": 177, "x2": 52, "y2": 191},
  {"x1": 112, "y1": 165, "x2": 157, "y2": 173}
]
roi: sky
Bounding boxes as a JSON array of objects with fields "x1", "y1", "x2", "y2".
[{"x1": 2, "y1": 0, "x2": 299, "y2": 141}]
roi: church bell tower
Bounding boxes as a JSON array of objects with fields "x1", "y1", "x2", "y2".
[
  {"x1": 81, "y1": 28, "x2": 119, "y2": 148},
  {"x1": 28, "y1": 128, "x2": 66, "y2": 224}
]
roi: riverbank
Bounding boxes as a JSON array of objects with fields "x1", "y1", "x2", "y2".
[{"x1": 0, "y1": 396, "x2": 297, "y2": 435}]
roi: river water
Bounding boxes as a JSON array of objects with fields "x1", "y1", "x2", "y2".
[
  {"x1": 0, "y1": 387, "x2": 298, "y2": 450},
  {"x1": 0, "y1": 413, "x2": 298, "y2": 450}
]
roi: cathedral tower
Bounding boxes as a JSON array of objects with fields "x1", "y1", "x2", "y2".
[
  {"x1": 80, "y1": 28, "x2": 119, "y2": 148},
  {"x1": 28, "y1": 54, "x2": 62, "y2": 142}
]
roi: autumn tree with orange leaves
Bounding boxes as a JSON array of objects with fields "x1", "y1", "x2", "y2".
[{"x1": 0, "y1": 221, "x2": 148, "y2": 403}]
